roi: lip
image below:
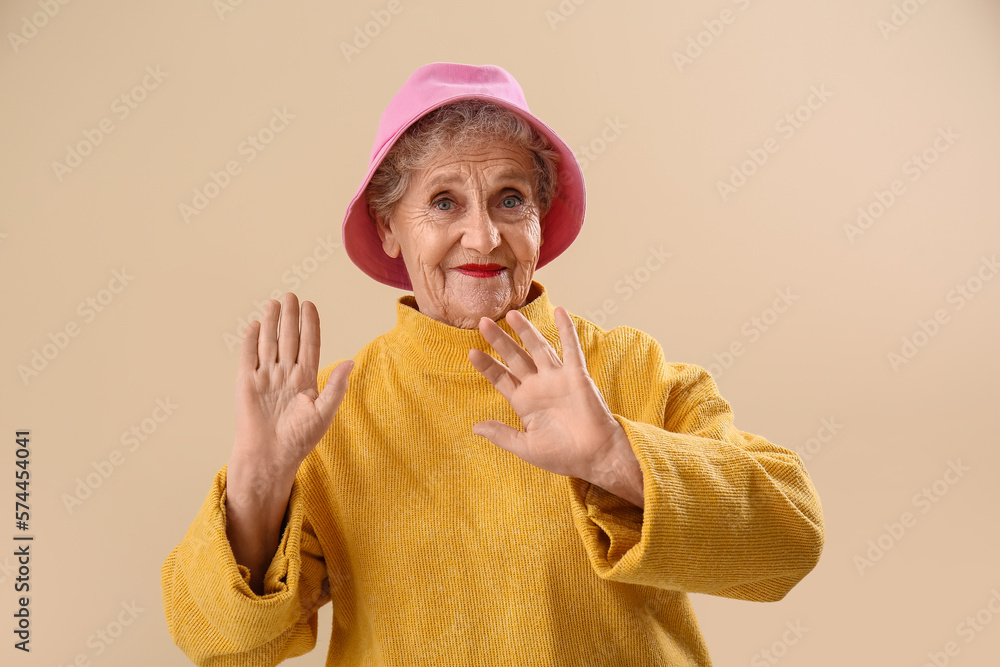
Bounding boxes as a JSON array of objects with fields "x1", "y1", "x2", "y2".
[{"x1": 454, "y1": 263, "x2": 505, "y2": 278}]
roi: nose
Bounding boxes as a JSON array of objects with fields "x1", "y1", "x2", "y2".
[{"x1": 460, "y1": 204, "x2": 501, "y2": 255}]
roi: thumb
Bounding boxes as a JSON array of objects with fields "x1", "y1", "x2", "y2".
[
  {"x1": 315, "y1": 360, "x2": 354, "y2": 426},
  {"x1": 472, "y1": 420, "x2": 524, "y2": 456}
]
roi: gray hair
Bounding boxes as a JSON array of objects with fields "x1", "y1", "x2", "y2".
[{"x1": 364, "y1": 99, "x2": 561, "y2": 228}]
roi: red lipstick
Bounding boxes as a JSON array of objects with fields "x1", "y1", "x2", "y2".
[{"x1": 455, "y1": 263, "x2": 505, "y2": 278}]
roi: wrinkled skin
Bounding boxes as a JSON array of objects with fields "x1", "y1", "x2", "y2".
[{"x1": 375, "y1": 141, "x2": 543, "y2": 328}]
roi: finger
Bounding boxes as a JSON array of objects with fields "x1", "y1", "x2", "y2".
[
  {"x1": 554, "y1": 306, "x2": 586, "y2": 369},
  {"x1": 298, "y1": 300, "x2": 321, "y2": 376},
  {"x1": 505, "y1": 309, "x2": 562, "y2": 369},
  {"x1": 259, "y1": 299, "x2": 280, "y2": 365},
  {"x1": 277, "y1": 292, "x2": 300, "y2": 365},
  {"x1": 239, "y1": 319, "x2": 261, "y2": 372},
  {"x1": 315, "y1": 360, "x2": 354, "y2": 427},
  {"x1": 477, "y1": 316, "x2": 536, "y2": 378},
  {"x1": 472, "y1": 419, "x2": 525, "y2": 456},
  {"x1": 469, "y1": 348, "x2": 520, "y2": 400}
]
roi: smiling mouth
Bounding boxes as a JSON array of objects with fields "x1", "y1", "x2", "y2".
[{"x1": 454, "y1": 264, "x2": 506, "y2": 278}]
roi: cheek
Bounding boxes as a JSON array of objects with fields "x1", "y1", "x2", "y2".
[
  {"x1": 401, "y1": 217, "x2": 452, "y2": 267},
  {"x1": 512, "y1": 222, "x2": 543, "y2": 265},
  {"x1": 422, "y1": 233, "x2": 456, "y2": 268}
]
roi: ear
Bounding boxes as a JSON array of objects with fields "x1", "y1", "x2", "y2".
[{"x1": 374, "y1": 216, "x2": 401, "y2": 259}]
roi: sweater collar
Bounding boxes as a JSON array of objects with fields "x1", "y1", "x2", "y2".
[{"x1": 383, "y1": 280, "x2": 560, "y2": 375}]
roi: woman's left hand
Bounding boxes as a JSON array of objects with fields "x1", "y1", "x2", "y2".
[{"x1": 469, "y1": 306, "x2": 643, "y2": 507}]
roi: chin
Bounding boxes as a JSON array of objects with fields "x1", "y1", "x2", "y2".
[
  {"x1": 452, "y1": 282, "x2": 513, "y2": 312},
  {"x1": 439, "y1": 297, "x2": 513, "y2": 329},
  {"x1": 455, "y1": 303, "x2": 505, "y2": 326}
]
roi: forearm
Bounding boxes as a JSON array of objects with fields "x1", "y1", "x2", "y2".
[{"x1": 225, "y1": 451, "x2": 297, "y2": 595}]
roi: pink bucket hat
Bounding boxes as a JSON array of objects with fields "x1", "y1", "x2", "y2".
[{"x1": 341, "y1": 61, "x2": 587, "y2": 290}]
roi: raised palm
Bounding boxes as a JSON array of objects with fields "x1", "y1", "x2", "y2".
[{"x1": 233, "y1": 293, "x2": 353, "y2": 477}]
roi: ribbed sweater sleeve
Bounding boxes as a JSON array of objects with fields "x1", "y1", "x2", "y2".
[
  {"x1": 566, "y1": 323, "x2": 825, "y2": 602},
  {"x1": 160, "y1": 465, "x2": 329, "y2": 666}
]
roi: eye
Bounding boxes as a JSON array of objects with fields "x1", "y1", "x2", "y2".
[
  {"x1": 501, "y1": 194, "x2": 524, "y2": 209},
  {"x1": 434, "y1": 198, "x2": 454, "y2": 211}
]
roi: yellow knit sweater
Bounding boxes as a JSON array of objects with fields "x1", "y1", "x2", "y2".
[{"x1": 160, "y1": 280, "x2": 824, "y2": 666}]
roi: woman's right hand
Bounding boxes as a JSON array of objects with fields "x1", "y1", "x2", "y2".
[
  {"x1": 224, "y1": 292, "x2": 352, "y2": 593},
  {"x1": 231, "y1": 292, "x2": 353, "y2": 482}
]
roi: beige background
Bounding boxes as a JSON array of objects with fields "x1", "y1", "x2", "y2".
[{"x1": 2, "y1": 0, "x2": 999, "y2": 664}]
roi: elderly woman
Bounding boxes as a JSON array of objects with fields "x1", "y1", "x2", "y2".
[{"x1": 161, "y1": 62, "x2": 824, "y2": 666}]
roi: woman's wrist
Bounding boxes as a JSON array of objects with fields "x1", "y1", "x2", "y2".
[
  {"x1": 226, "y1": 444, "x2": 298, "y2": 504},
  {"x1": 589, "y1": 425, "x2": 645, "y2": 509},
  {"x1": 225, "y1": 452, "x2": 297, "y2": 539}
]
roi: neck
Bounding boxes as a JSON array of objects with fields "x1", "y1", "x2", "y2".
[
  {"x1": 411, "y1": 281, "x2": 545, "y2": 330},
  {"x1": 382, "y1": 280, "x2": 559, "y2": 375}
]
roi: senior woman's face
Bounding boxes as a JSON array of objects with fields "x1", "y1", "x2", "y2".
[{"x1": 375, "y1": 142, "x2": 543, "y2": 329}]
